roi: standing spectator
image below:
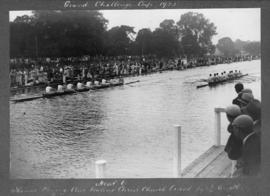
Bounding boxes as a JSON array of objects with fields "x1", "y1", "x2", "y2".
[
  {"x1": 232, "y1": 115, "x2": 261, "y2": 177},
  {"x1": 224, "y1": 105, "x2": 242, "y2": 160},
  {"x1": 239, "y1": 93, "x2": 254, "y2": 109},
  {"x1": 242, "y1": 99, "x2": 261, "y2": 134},
  {"x1": 24, "y1": 69, "x2": 28, "y2": 86},
  {"x1": 232, "y1": 82, "x2": 244, "y2": 107},
  {"x1": 10, "y1": 69, "x2": 16, "y2": 86},
  {"x1": 16, "y1": 69, "x2": 23, "y2": 86}
]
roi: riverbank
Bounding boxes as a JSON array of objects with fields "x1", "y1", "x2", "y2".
[{"x1": 10, "y1": 55, "x2": 260, "y2": 92}]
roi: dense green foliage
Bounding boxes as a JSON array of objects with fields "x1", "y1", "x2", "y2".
[
  {"x1": 177, "y1": 12, "x2": 217, "y2": 57},
  {"x1": 11, "y1": 11, "x2": 108, "y2": 57},
  {"x1": 105, "y1": 25, "x2": 135, "y2": 56},
  {"x1": 217, "y1": 37, "x2": 260, "y2": 57},
  {"x1": 216, "y1": 37, "x2": 238, "y2": 57},
  {"x1": 10, "y1": 11, "x2": 260, "y2": 59},
  {"x1": 243, "y1": 41, "x2": 261, "y2": 56}
]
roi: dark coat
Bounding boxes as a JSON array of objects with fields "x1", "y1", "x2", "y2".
[
  {"x1": 232, "y1": 92, "x2": 248, "y2": 108},
  {"x1": 254, "y1": 120, "x2": 261, "y2": 134},
  {"x1": 224, "y1": 124, "x2": 243, "y2": 160},
  {"x1": 241, "y1": 132, "x2": 261, "y2": 176}
]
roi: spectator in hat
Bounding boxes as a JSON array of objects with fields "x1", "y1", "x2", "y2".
[
  {"x1": 241, "y1": 88, "x2": 253, "y2": 94},
  {"x1": 224, "y1": 105, "x2": 242, "y2": 160},
  {"x1": 232, "y1": 115, "x2": 261, "y2": 177},
  {"x1": 239, "y1": 93, "x2": 254, "y2": 109},
  {"x1": 242, "y1": 99, "x2": 261, "y2": 135}
]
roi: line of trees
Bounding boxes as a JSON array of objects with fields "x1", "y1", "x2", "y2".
[
  {"x1": 10, "y1": 11, "x2": 260, "y2": 59},
  {"x1": 10, "y1": 11, "x2": 217, "y2": 59},
  {"x1": 216, "y1": 37, "x2": 260, "y2": 57}
]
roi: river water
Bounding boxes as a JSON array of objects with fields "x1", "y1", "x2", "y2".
[{"x1": 10, "y1": 60, "x2": 261, "y2": 178}]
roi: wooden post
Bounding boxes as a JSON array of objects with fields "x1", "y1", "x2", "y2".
[
  {"x1": 95, "y1": 160, "x2": 106, "y2": 178},
  {"x1": 214, "y1": 108, "x2": 221, "y2": 146},
  {"x1": 230, "y1": 160, "x2": 236, "y2": 178},
  {"x1": 173, "y1": 125, "x2": 182, "y2": 177}
]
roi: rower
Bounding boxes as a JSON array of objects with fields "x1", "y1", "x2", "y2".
[
  {"x1": 230, "y1": 71, "x2": 234, "y2": 78},
  {"x1": 216, "y1": 73, "x2": 221, "y2": 82},
  {"x1": 234, "y1": 70, "x2": 238, "y2": 78},
  {"x1": 219, "y1": 73, "x2": 224, "y2": 81},
  {"x1": 77, "y1": 82, "x2": 84, "y2": 89},
  {"x1": 223, "y1": 71, "x2": 228, "y2": 79},
  {"x1": 109, "y1": 78, "x2": 116, "y2": 84},
  {"x1": 67, "y1": 83, "x2": 74, "y2": 90},
  {"x1": 86, "y1": 81, "x2": 92, "y2": 88},
  {"x1": 94, "y1": 80, "x2": 100, "y2": 85},
  {"x1": 239, "y1": 70, "x2": 242, "y2": 75},
  {"x1": 221, "y1": 72, "x2": 225, "y2": 81},
  {"x1": 101, "y1": 79, "x2": 107, "y2": 85},
  {"x1": 228, "y1": 71, "x2": 233, "y2": 79},
  {"x1": 109, "y1": 78, "x2": 114, "y2": 84},
  {"x1": 224, "y1": 71, "x2": 228, "y2": 80},
  {"x1": 218, "y1": 73, "x2": 222, "y2": 82},
  {"x1": 208, "y1": 74, "x2": 213, "y2": 82},
  {"x1": 45, "y1": 86, "x2": 53, "y2": 94},
  {"x1": 57, "y1": 85, "x2": 64, "y2": 92},
  {"x1": 211, "y1": 73, "x2": 216, "y2": 82},
  {"x1": 234, "y1": 70, "x2": 237, "y2": 77}
]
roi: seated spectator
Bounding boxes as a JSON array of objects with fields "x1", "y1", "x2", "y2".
[{"x1": 231, "y1": 115, "x2": 261, "y2": 177}]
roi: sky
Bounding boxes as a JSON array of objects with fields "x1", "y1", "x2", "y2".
[{"x1": 9, "y1": 9, "x2": 260, "y2": 44}]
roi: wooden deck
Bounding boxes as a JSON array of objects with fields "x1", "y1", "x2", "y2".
[{"x1": 181, "y1": 145, "x2": 232, "y2": 178}]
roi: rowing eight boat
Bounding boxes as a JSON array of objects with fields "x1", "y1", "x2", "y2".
[
  {"x1": 196, "y1": 74, "x2": 248, "y2": 88},
  {"x1": 11, "y1": 80, "x2": 140, "y2": 103}
]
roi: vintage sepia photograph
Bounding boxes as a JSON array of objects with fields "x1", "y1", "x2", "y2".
[{"x1": 9, "y1": 8, "x2": 261, "y2": 179}]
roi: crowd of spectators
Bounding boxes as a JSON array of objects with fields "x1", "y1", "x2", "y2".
[
  {"x1": 224, "y1": 82, "x2": 261, "y2": 177},
  {"x1": 9, "y1": 55, "x2": 259, "y2": 88}
]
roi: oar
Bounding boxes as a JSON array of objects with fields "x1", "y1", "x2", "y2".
[
  {"x1": 196, "y1": 83, "x2": 209, "y2": 88},
  {"x1": 124, "y1": 80, "x2": 140, "y2": 85},
  {"x1": 11, "y1": 95, "x2": 43, "y2": 103}
]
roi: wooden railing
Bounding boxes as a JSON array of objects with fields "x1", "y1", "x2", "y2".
[
  {"x1": 214, "y1": 107, "x2": 226, "y2": 146},
  {"x1": 95, "y1": 107, "x2": 228, "y2": 178},
  {"x1": 173, "y1": 107, "x2": 227, "y2": 177}
]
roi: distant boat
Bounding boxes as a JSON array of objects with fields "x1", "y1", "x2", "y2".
[{"x1": 196, "y1": 74, "x2": 248, "y2": 88}]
